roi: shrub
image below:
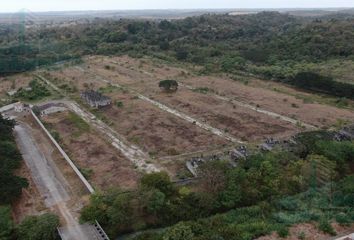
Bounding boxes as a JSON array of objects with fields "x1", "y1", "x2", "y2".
[
  {"x1": 276, "y1": 226, "x2": 289, "y2": 238},
  {"x1": 335, "y1": 213, "x2": 351, "y2": 226},
  {"x1": 0, "y1": 206, "x2": 13, "y2": 240},
  {"x1": 163, "y1": 222, "x2": 194, "y2": 240},
  {"x1": 159, "y1": 80, "x2": 178, "y2": 92},
  {"x1": 17, "y1": 213, "x2": 60, "y2": 240},
  {"x1": 318, "y1": 219, "x2": 336, "y2": 236}
]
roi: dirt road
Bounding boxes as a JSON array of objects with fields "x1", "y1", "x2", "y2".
[{"x1": 15, "y1": 123, "x2": 95, "y2": 240}]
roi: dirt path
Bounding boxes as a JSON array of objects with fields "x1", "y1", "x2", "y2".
[
  {"x1": 37, "y1": 99, "x2": 159, "y2": 173},
  {"x1": 179, "y1": 83, "x2": 318, "y2": 130},
  {"x1": 15, "y1": 123, "x2": 92, "y2": 240}
]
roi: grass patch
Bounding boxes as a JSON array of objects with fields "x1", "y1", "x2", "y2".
[
  {"x1": 67, "y1": 112, "x2": 90, "y2": 137},
  {"x1": 14, "y1": 79, "x2": 51, "y2": 102},
  {"x1": 193, "y1": 87, "x2": 213, "y2": 94}
]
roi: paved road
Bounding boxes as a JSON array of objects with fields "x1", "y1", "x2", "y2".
[
  {"x1": 335, "y1": 233, "x2": 354, "y2": 240},
  {"x1": 15, "y1": 123, "x2": 95, "y2": 240}
]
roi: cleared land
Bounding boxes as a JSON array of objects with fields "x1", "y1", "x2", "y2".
[
  {"x1": 86, "y1": 55, "x2": 354, "y2": 129},
  {"x1": 43, "y1": 111, "x2": 139, "y2": 190},
  {"x1": 41, "y1": 67, "x2": 230, "y2": 157},
  {"x1": 33, "y1": 55, "x2": 354, "y2": 179}
]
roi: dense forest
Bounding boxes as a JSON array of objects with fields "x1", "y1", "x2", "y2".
[
  {"x1": 1, "y1": 12, "x2": 354, "y2": 98},
  {"x1": 81, "y1": 130, "x2": 354, "y2": 239}
]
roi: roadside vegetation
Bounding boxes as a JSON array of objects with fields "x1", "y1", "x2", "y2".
[
  {"x1": 81, "y1": 130, "x2": 354, "y2": 239},
  {"x1": 0, "y1": 115, "x2": 60, "y2": 240},
  {"x1": 0, "y1": 116, "x2": 28, "y2": 205}
]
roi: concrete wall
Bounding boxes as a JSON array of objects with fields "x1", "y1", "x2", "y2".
[{"x1": 30, "y1": 109, "x2": 95, "y2": 194}]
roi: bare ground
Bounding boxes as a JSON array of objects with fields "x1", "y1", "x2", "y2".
[
  {"x1": 101, "y1": 92, "x2": 229, "y2": 156},
  {"x1": 79, "y1": 57, "x2": 299, "y2": 141},
  {"x1": 256, "y1": 222, "x2": 354, "y2": 240},
  {"x1": 11, "y1": 161, "x2": 47, "y2": 223},
  {"x1": 41, "y1": 67, "x2": 230, "y2": 156},
  {"x1": 87, "y1": 56, "x2": 354, "y2": 128},
  {"x1": 43, "y1": 111, "x2": 139, "y2": 190},
  {"x1": 181, "y1": 76, "x2": 354, "y2": 128}
]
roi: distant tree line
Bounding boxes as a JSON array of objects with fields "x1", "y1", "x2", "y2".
[
  {"x1": 291, "y1": 72, "x2": 354, "y2": 100},
  {"x1": 1, "y1": 12, "x2": 354, "y2": 96}
]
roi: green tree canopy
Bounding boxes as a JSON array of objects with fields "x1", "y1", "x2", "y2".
[{"x1": 17, "y1": 213, "x2": 60, "y2": 240}]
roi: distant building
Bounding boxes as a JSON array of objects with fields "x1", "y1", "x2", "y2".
[{"x1": 81, "y1": 90, "x2": 111, "y2": 108}]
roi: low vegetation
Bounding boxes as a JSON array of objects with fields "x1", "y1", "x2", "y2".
[
  {"x1": 81, "y1": 129, "x2": 354, "y2": 239},
  {"x1": 17, "y1": 213, "x2": 60, "y2": 240},
  {"x1": 14, "y1": 79, "x2": 51, "y2": 101},
  {"x1": 0, "y1": 115, "x2": 28, "y2": 205},
  {"x1": 159, "y1": 80, "x2": 179, "y2": 92},
  {"x1": 67, "y1": 112, "x2": 90, "y2": 137}
]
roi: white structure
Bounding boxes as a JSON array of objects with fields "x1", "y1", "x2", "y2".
[
  {"x1": 0, "y1": 102, "x2": 21, "y2": 113},
  {"x1": 7, "y1": 90, "x2": 17, "y2": 96},
  {"x1": 14, "y1": 102, "x2": 24, "y2": 112},
  {"x1": 37, "y1": 103, "x2": 67, "y2": 117},
  {"x1": 40, "y1": 106, "x2": 67, "y2": 117}
]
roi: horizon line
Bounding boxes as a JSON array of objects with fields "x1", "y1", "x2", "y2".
[{"x1": 0, "y1": 7, "x2": 353, "y2": 14}]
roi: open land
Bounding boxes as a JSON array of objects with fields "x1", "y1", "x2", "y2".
[
  {"x1": 43, "y1": 111, "x2": 139, "y2": 190},
  {"x1": 85, "y1": 55, "x2": 354, "y2": 129}
]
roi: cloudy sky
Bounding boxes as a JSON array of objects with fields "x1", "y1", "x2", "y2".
[{"x1": 1, "y1": 0, "x2": 354, "y2": 12}]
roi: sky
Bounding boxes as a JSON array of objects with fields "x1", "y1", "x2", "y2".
[{"x1": 1, "y1": 0, "x2": 354, "y2": 13}]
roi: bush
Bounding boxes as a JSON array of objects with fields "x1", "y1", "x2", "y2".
[
  {"x1": 17, "y1": 213, "x2": 60, "y2": 240},
  {"x1": 318, "y1": 219, "x2": 336, "y2": 236},
  {"x1": 276, "y1": 226, "x2": 289, "y2": 238},
  {"x1": 159, "y1": 80, "x2": 178, "y2": 92},
  {"x1": 140, "y1": 172, "x2": 175, "y2": 196},
  {"x1": 15, "y1": 79, "x2": 51, "y2": 101},
  {"x1": 335, "y1": 213, "x2": 351, "y2": 226},
  {"x1": 163, "y1": 222, "x2": 194, "y2": 240},
  {"x1": 0, "y1": 206, "x2": 13, "y2": 240}
]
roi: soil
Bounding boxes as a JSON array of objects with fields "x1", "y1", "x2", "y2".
[
  {"x1": 82, "y1": 56, "x2": 299, "y2": 141},
  {"x1": 43, "y1": 111, "x2": 140, "y2": 190},
  {"x1": 256, "y1": 222, "x2": 354, "y2": 240},
  {"x1": 181, "y1": 76, "x2": 354, "y2": 128},
  {"x1": 11, "y1": 162, "x2": 47, "y2": 223},
  {"x1": 86, "y1": 56, "x2": 354, "y2": 129}
]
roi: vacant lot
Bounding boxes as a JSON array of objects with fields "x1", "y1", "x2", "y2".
[
  {"x1": 43, "y1": 111, "x2": 139, "y2": 190},
  {"x1": 86, "y1": 56, "x2": 354, "y2": 129},
  {"x1": 41, "y1": 67, "x2": 230, "y2": 157},
  {"x1": 82, "y1": 57, "x2": 300, "y2": 140}
]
